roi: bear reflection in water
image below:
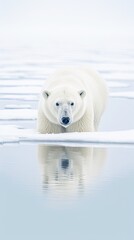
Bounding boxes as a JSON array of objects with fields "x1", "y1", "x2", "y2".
[{"x1": 38, "y1": 145, "x2": 106, "y2": 197}]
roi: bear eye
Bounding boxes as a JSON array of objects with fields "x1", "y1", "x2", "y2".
[
  {"x1": 70, "y1": 102, "x2": 74, "y2": 106},
  {"x1": 56, "y1": 102, "x2": 60, "y2": 106}
]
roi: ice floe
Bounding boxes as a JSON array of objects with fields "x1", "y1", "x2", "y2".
[
  {"x1": 0, "y1": 80, "x2": 129, "y2": 89},
  {"x1": 0, "y1": 109, "x2": 37, "y2": 120},
  {"x1": 0, "y1": 95, "x2": 38, "y2": 101},
  {"x1": 0, "y1": 80, "x2": 44, "y2": 86},
  {"x1": 107, "y1": 82, "x2": 129, "y2": 88},
  {"x1": 0, "y1": 125, "x2": 134, "y2": 146},
  {"x1": 92, "y1": 63, "x2": 134, "y2": 73},
  {"x1": 110, "y1": 91, "x2": 134, "y2": 99},
  {"x1": 4, "y1": 105, "x2": 32, "y2": 109},
  {"x1": 0, "y1": 86, "x2": 41, "y2": 95},
  {"x1": 102, "y1": 72, "x2": 134, "y2": 81}
]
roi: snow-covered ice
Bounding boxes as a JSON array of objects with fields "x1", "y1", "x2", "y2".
[
  {"x1": 0, "y1": 109, "x2": 37, "y2": 120},
  {"x1": 0, "y1": 80, "x2": 44, "y2": 86},
  {"x1": 102, "y1": 72, "x2": 134, "y2": 81},
  {"x1": 4, "y1": 104, "x2": 32, "y2": 109},
  {"x1": 0, "y1": 80, "x2": 129, "y2": 88},
  {"x1": 110, "y1": 91, "x2": 134, "y2": 99},
  {"x1": 0, "y1": 86, "x2": 41, "y2": 95},
  {"x1": 0, "y1": 95, "x2": 38, "y2": 101},
  {"x1": 107, "y1": 82, "x2": 129, "y2": 88},
  {"x1": 0, "y1": 125, "x2": 134, "y2": 146}
]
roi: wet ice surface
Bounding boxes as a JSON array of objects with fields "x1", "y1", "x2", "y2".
[{"x1": 0, "y1": 46, "x2": 134, "y2": 240}]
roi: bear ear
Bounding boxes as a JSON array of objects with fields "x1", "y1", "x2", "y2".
[
  {"x1": 42, "y1": 90, "x2": 51, "y2": 99},
  {"x1": 79, "y1": 90, "x2": 86, "y2": 98}
]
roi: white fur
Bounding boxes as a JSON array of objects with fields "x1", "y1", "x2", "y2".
[{"x1": 37, "y1": 66, "x2": 108, "y2": 133}]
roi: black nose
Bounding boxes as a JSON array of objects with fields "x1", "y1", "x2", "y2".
[
  {"x1": 61, "y1": 159, "x2": 69, "y2": 169},
  {"x1": 62, "y1": 117, "x2": 70, "y2": 125}
]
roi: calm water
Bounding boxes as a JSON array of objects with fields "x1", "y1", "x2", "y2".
[{"x1": 0, "y1": 46, "x2": 134, "y2": 239}]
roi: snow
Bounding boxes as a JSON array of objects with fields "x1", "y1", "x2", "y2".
[
  {"x1": 0, "y1": 109, "x2": 37, "y2": 120},
  {"x1": 0, "y1": 86, "x2": 41, "y2": 94},
  {"x1": 110, "y1": 91, "x2": 134, "y2": 99},
  {"x1": 5, "y1": 105, "x2": 31, "y2": 109},
  {"x1": 92, "y1": 63, "x2": 134, "y2": 73},
  {"x1": 107, "y1": 82, "x2": 129, "y2": 88},
  {"x1": 0, "y1": 80, "x2": 128, "y2": 88},
  {"x1": 0, "y1": 80, "x2": 44, "y2": 86},
  {"x1": 0, "y1": 125, "x2": 133, "y2": 146},
  {"x1": 0, "y1": 95, "x2": 38, "y2": 101},
  {"x1": 102, "y1": 72, "x2": 134, "y2": 81}
]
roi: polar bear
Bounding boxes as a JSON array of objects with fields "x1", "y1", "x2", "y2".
[{"x1": 37, "y1": 66, "x2": 108, "y2": 133}]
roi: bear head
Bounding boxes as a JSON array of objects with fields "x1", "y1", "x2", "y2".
[{"x1": 41, "y1": 86, "x2": 86, "y2": 128}]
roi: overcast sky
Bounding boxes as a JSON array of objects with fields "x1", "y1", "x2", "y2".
[{"x1": 0, "y1": 0, "x2": 134, "y2": 46}]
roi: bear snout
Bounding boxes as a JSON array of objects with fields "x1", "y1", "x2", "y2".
[
  {"x1": 58, "y1": 107, "x2": 72, "y2": 127},
  {"x1": 61, "y1": 117, "x2": 70, "y2": 125}
]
